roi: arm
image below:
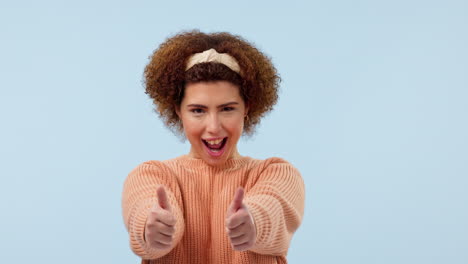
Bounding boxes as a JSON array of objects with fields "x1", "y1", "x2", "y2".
[
  {"x1": 121, "y1": 162, "x2": 185, "y2": 259},
  {"x1": 243, "y1": 159, "x2": 305, "y2": 256}
]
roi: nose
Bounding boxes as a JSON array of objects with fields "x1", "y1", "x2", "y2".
[{"x1": 206, "y1": 113, "x2": 222, "y2": 134}]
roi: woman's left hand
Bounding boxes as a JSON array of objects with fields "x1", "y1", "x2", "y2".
[{"x1": 225, "y1": 187, "x2": 257, "y2": 251}]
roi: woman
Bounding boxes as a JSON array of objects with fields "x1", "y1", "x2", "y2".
[{"x1": 122, "y1": 30, "x2": 305, "y2": 264}]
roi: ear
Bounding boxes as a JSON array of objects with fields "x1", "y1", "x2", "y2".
[{"x1": 175, "y1": 104, "x2": 181, "y2": 118}]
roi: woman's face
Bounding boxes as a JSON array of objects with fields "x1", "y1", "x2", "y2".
[{"x1": 177, "y1": 80, "x2": 248, "y2": 167}]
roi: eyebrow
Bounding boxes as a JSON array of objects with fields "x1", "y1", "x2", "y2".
[{"x1": 186, "y1": 102, "x2": 239, "y2": 108}]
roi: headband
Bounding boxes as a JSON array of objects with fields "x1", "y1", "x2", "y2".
[{"x1": 185, "y1": 48, "x2": 241, "y2": 74}]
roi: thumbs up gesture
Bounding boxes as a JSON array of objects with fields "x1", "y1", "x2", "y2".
[
  {"x1": 145, "y1": 185, "x2": 177, "y2": 250},
  {"x1": 225, "y1": 187, "x2": 257, "y2": 251}
]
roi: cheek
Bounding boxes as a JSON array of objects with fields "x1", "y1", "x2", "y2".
[
  {"x1": 226, "y1": 116, "x2": 245, "y2": 135},
  {"x1": 182, "y1": 118, "x2": 202, "y2": 138}
]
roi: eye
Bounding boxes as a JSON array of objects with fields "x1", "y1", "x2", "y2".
[
  {"x1": 222, "y1": 106, "x2": 235, "y2": 112},
  {"x1": 190, "y1": 108, "x2": 205, "y2": 114}
]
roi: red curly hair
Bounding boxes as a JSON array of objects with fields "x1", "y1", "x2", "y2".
[{"x1": 144, "y1": 29, "x2": 280, "y2": 136}]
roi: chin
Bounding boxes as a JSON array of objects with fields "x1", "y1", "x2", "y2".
[{"x1": 202, "y1": 153, "x2": 229, "y2": 167}]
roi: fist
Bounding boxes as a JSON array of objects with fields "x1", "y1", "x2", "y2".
[
  {"x1": 225, "y1": 187, "x2": 257, "y2": 251},
  {"x1": 145, "y1": 185, "x2": 176, "y2": 250}
]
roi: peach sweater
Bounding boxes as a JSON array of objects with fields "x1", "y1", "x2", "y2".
[{"x1": 121, "y1": 155, "x2": 305, "y2": 264}]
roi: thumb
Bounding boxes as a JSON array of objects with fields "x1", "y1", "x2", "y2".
[
  {"x1": 157, "y1": 185, "x2": 171, "y2": 211},
  {"x1": 229, "y1": 187, "x2": 244, "y2": 212}
]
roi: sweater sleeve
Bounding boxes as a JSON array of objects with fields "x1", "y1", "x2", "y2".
[
  {"x1": 121, "y1": 162, "x2": 185, "y2": 260},
  {"x1": 243, "y1": 158, "x2": 305, "y2": 256}
]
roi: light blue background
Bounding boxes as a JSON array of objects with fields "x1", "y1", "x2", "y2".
[{"x1": 1, "y1": 0, "x2": 467, "y2": 263}]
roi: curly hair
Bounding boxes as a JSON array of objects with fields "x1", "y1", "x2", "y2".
[{"x1": 143, "y1": 29, "x2": 280, "y2": 136}]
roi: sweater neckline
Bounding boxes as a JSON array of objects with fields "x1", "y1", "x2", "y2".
[{"x1": 172, "y1": 154, "x2": 253, "y2": 170}]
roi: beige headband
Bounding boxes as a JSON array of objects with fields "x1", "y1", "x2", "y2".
[{"x1": 185, "y1": 48, "x2": 241, "y2": 74}]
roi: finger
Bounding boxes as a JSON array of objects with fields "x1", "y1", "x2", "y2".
[
  {"x1": 232, "y1": 241, "x2": 254, "y2": 251},
  {"x1": 229, "y1": 187, "x2": 244, "y2": 212},
  {"x1": 226, "y1": 211, "x2": 248, "y2": 229},
  {"x1": 155, "y1": 221, "x2": 176, "y2": 235},
  {"x1": 230, "y1": 234, "x2": 249, "y2": 246},
  {"x1": 226, "y1": 222, "x2": 245, "y2": 238},
  {"x1": 154, "y1": 232, "x2": 173, "y2": 245},
  {"x1": 157, "y1": 185, "x2": 171, "y2": 211},
  {"x1": 153, "y1": 241, "x2": 171, "y2": 250},
  {"x1": 157, "y1": 211, "x2": 176, "y2": 226}
]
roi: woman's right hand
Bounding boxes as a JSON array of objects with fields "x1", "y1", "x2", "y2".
[{"x1": 144, "y1": 185, "x2": 177, "y2": 250}]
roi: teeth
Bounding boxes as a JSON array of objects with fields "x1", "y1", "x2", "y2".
[{"x1": 206, "y1": 138, "x2": 223, "y2": 145}]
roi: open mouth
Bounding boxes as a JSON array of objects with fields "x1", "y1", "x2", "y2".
[{"x1": 202, "y1": 137, "x2": 228, "y2": 157}]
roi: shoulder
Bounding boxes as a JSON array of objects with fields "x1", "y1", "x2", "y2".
[
  {"x1": 246, "y1": 156, "x2": 303, "y2": 185},
  {"x1": 123, "y1": 159, "x2": 185, "y2": 196},
  {"x1": 127, "y1": 160, "x2": 164, "y2": 175},
  {"x1": 125, "y1": 159, "x2": 179, "y2": 184},
  {"x1": 243, "y1": 157, "x2": 305, "y2": 201},
  {"x1": 253, "y1": 156, "x2": 301, "y2": 174},
  {"x1": 129, "y1": 158, "x2": 180, "y2": 173}
]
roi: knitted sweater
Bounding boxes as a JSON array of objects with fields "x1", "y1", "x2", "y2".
[{"x1": 121, "y1": 155, "x2": 305, "y2": 264}]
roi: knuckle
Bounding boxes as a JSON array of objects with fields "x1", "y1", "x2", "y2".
[
  {"x1": 149, "y1": 212, "x2": 160, "y2": 220},
  {"x1": 145, "y1": 229, "x2": 154, "y2": 239},
  {"x1": 158, "y1": 210, "x2": 167, "y2": 218},
  {"x1": 163, "y1": 233, "x2": 172, "y2": 241},
  {"x1": 150, "y1": 207, "x2": 161, "y2": 214},
  {"x1": 159, "y1": 225, "x2": 170, "y2": 234},
  {"x1": 160, "y1": 220, "x2": 171, "y2": 228},
  {"x1": 164, "y1": 241, "x2": 172, "y2": 247},
  {"x1": 146, "y1": 221, "x2": 156, "y2": 228},
  {"x1": 153, "y1": 232, "x2": 162, "y2": 240},
  {"x1": 161, "y1": 213, "x2": 175, "y2": 224},
  {"x1": 239, "y1": 211, "x2": 248, "y2": 218},
  {"x1": 168, "y1": 216, "x2": 176, "y2": 224},
  {"x1": 154, "y1": 222, "x2": 164, "y2": 231},
  {"x1": 149, "y1": 239, "x2": 159, "y2": 248},
  {"x1": 230, "y1": 231, "x2": 239, "y2": 238},
  {"x1": 168, "y1": 226, "x2": 176, "y2": 234},
  {"x1": 155, "y1": 242, "x2": 169, "y2": 250},
  {"x1": 148, "y1": 240, "x2": 155, "y2": 248}
]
